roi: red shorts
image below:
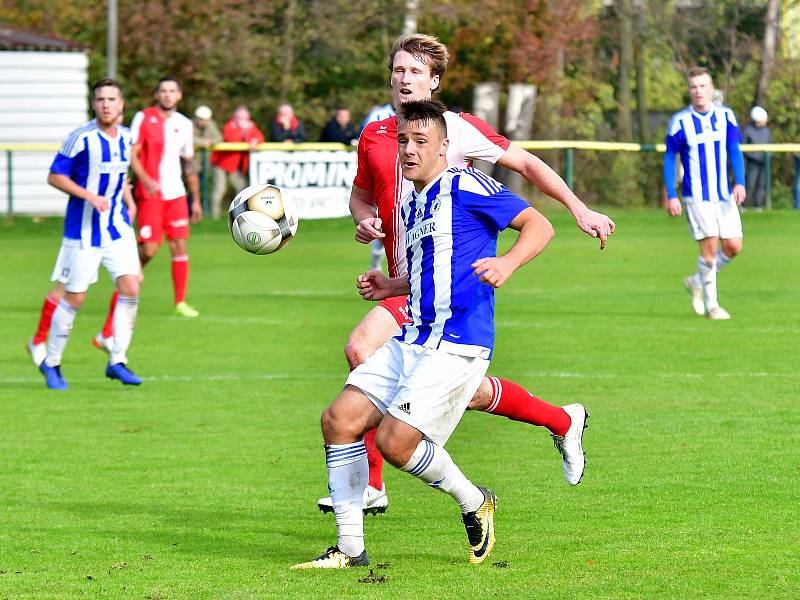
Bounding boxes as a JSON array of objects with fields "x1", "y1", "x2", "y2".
[
  {"x1": 137, "y1": 195, "x2": 190, "y2": 243},
  {"x1": 378, "y1": 295, "x2": 411, "y2": 327}
]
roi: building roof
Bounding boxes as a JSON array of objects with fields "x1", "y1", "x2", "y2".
[{"x1": 0, "y1": 22, "x2": 85, "y2": 52}]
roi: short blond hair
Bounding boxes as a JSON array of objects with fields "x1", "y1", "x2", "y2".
[
  {"x1": 686, "y1": 66, "x2": 712, "y2": 83},
  {"x1": 388, "y1": 33, "x2": 449, "y2": 92}
]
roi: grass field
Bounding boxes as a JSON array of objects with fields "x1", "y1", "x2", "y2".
[{"x1": 1, "y1": 207, "x2": 798, "y2": 599}]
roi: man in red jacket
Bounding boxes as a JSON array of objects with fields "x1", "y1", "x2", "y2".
[{"x1": 211, "y1": 106, "x2": 265, "y2": 215}]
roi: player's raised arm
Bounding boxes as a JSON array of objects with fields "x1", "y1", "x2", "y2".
[
  {"x1": 497, "y1": 144, "x2": 615, "y2": 249},
  {"x1": 472, "y1": 206, "x2": 554, "y2": 288}
]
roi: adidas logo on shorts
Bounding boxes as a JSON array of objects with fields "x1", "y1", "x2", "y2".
[{"x1": 397, "y1": 402, "x2": 411, "y2": 415}]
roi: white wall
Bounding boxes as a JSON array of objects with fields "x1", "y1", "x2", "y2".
[{"x1": 0, "y1": 51, "x2": 88, "y2": 215}]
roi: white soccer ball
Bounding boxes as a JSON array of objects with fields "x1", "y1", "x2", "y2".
[{"x1": 228, "y1": 184, "x2": 299, "y2": 255}]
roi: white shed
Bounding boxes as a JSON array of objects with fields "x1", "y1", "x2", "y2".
[{"x1": 0, "y1": 23, "x2": 88, "y2": 215}]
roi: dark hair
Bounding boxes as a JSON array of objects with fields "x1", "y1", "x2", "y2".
[
  {"x1": 397, "y1": 99, "x2": 448, "y2": 137},
  {"x1": 155, "y1": 76, "x2": 181, "y2": 92},
  {"x1": 388, "y1": 33, "x2": 449, "y2": 92},
  {"x1": 92, "y1": 78, "x2": 123, "y2": 97}
]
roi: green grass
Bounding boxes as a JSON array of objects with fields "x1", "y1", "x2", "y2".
[{"x1": 1, "y1": 207, "x2": 799, "y2": 599}]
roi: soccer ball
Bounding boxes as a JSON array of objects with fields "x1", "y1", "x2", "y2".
[{"x1": 228, "y1": 184, "x2": 299, "y2": 255}]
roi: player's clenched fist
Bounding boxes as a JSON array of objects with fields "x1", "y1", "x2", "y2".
[
  {"x1": 472, "y1": 256, "x2": 515, "y2": 288},
  {"x1": 356, "y1": 269, "x2": 391, "y2": 301},
  {"x1": 355, "y1": 217, "x2": 385, "y2": 244}
]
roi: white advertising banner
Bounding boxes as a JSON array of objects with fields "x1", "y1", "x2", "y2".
[{"x1": 249, "y1": 150, "x2": 357, "y2": 219}]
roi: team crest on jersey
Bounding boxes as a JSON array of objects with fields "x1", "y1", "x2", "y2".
[
  {"x1": 149, "y1": 116, "x2": 158, "y2": 123},
  {"x1": 376, "y1": 125, "x2": 388, "y2": 134}
]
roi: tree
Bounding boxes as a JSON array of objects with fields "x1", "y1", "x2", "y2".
[{"x1": 754, "y1": 0, "x2": 780, "y2": 107}]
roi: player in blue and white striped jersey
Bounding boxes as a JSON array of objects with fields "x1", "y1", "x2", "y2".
[
  {"x1": 293, "y1": 100, "x2": 554, "y2": 570},
  {"x1": 37, "y1": 79, "x2": 143, "y2": 389},
  {"x1": 664, "y1": 66, "x2": 746, "y2": 320}
]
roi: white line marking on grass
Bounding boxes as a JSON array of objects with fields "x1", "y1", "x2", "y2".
[{"x1": 4, "y1": 371, "x2": 794, "y2": 385}]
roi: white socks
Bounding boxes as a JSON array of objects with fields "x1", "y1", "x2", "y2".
[
  {"x1": 45, "y1": 299, "x2": 77, "y2": 367},
  {"x1": 715, "y1": 249, "x2": 731, "y2": 272},
  {"x1": 697, "y1": 256, "x2": 718, "y2": 310},
  {"x1": 110, "y1": 295, "x2": 138, "y2": 365},
  {"x1": 325, "y1": 441, "x2": 368, "y2": 557},
  {"x1": 401, "y1": 439, "x2": 484, "y2": 514},
  {"x1": 691, "y1": 250, "x2": 732, "y2": 311}
]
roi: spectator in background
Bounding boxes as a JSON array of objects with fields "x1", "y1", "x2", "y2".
[
  {"x1": 320, "y1": 107, "x2": 357, "y2": 145},
  {"x1": 211, "y1": 106, "x2": 265, "y2": 217},
  {"x1": 192, "y1": 105, "x2": 225, "y2": 218},
  {"x1": 742, "y1": 106, "x2": 772, "y2": 211},
  {"x1": 271, "y1": 103, "x2": 307, "y2": 143}
]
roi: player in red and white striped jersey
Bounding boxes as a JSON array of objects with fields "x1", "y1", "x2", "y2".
[{"x1": 317, "y1": 34, "x2": 616, "y2": 515}]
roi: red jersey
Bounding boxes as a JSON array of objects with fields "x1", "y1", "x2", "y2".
[
  {"x1": 354, "y1": 112, "x2": 510, "y2": 277},
  {"x1": 131, "y1": 107, "x2": 194, "y2": 201}
]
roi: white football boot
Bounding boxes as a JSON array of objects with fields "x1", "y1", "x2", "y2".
[
  {"x1": 291, "y1": 546, "x2": 369, "y2": 569},
  {"x1": 706, "y1": 306, "x2": 731, "y2": 320},
  {"x1": 317, "y1": 484, "x2": 388, "y2": 515},
  {"x1": 551, "y1": 404, "x2": 589, "y2": 485},
  {"x1": 683, "y1": 275, "x2": 705, "y2": 316}
]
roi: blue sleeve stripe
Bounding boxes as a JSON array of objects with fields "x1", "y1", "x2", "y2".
[
  {"x1": 663, "y1": 150, "x2": 677, "y2": 198},
  {"x1": 469, "y1": 168, "x2": 503, "y2": 194},
  {"x1": 729, "y1": 143, "x2": 745, "y2": 186}
]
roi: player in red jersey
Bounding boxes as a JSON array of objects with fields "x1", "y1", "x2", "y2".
[
  {"x1": 317, "y1": 33, "x2": 616, "y2": 514},
  {"x1": 130, "y1": 77, "x2": 202, "y2": 317}
]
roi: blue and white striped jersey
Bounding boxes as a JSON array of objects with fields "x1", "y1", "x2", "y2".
[
  {"x1": 50, "y1": 120, "x2": 133, "y2": 247},
  {"x1": 665, "y1": 105, "x2": 742, "y2": 203},
  {"x1": 397, "y1": 167, "x2": 530, "y2": 359}
]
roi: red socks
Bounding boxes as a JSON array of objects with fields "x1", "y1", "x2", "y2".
[
  {"x1": 171, "y1": 255, "x2": 189, "y2": 304},
  {"x1": 363, "y1": 428, "x2": 384, "y2": 490},
  {"x1": 485, "y1": 377, "x2": 571, "y2": 437},
  {"x1": 101, "y1": 291, "x2": 119, "y2": 338},
  {"x1": 32, "y1": 293, "x2": 59, "y2": 344}
]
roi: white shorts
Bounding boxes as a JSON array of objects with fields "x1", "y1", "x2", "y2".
[
  {"x1": 51, "y1": 233, "x2": 140, "y2": 293},
  {"x1": 684, "y1": 199, "x2": 743, "y2": 241},
  {"x1": 347, "y1": 339, "x2": 489, "y2": 446}
]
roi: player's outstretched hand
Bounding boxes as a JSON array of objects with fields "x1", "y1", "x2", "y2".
[
  {"x1": 87, "y1": 192, "x2": 110, "y2": 212},
  {"x1": 355, "y1": 217, "x2": 385, "y2": 244},
  {"x1": 666, "y1": 197, "x2": 682, "y2": 217},
  {"x1": 732, "y1": 184, "x2": 746, "y2": 206},
  {"x1": 575, "y1": 208, "x2": 616, "y2": 250},
  {"x1": 472, "y1": 256, "x2": 515, "y2": 288},
  {"x1": 357, "y1": 269, "x2": 391, "y2": 301},
  {"x1": 191, "y1": 200, "x2": 203, "y2": 223}
]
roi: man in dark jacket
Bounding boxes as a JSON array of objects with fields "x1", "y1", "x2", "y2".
[
  {"x1": 742, "y1": 106, "x2": 772, "y2": 210},
  {"x1": 320, "y1": 107, "x2": 357, "y2": 145},
  {"x1": 270, "y1": 103, "x2": 307, "y2": 143}
]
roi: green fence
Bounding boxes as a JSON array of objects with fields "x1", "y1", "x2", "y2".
[{"x1": 3, "y1": 141, "x2": 798, "y2": 216}]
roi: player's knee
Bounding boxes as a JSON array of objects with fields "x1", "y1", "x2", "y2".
[
  {"x1": 64, "y1": 291, "x2": 85, "y2": 310},
  {"x1": 344, "y1": 338, "x2": 368, "y2": 371},
  {"x1": 466, "y1": 378, "x2": 492, "y2": 412},
  {"x1": 117, "y1": 275, "x2": 139, "y2": 297},
  {"x1": 321, "y1": 404, "x2": 363, "y2": 444},
  {"x1": 723, "y1": 241, "x2": 742, "y2": 258},
  {"x1": 139, "y1": 243, "x2": 158, "y2": 262}
]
